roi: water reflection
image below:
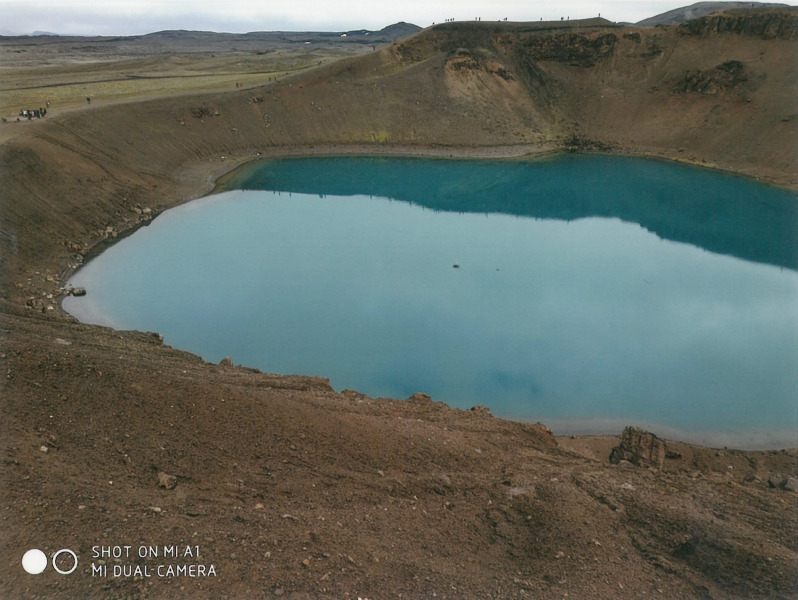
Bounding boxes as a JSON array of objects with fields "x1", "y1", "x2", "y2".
[{"x1": 228, "y1": 154, "x2": 798, "y2": 271}]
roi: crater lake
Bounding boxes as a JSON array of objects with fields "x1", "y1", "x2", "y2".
[{"x1": 63, "y1": 155, "x2": 798, "y2": 448}]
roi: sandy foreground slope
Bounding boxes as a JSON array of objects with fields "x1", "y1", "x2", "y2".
[{"x1": 1, "y1": 8, "x2": 797, "y2": 599}]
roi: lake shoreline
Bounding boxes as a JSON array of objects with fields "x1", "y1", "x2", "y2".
[
  {"x1": 63, "y1": 153, "x2": 798, "y2": 452},
  {"x1": 210, "y1": 143, "x2": 798, "y2": 197}
]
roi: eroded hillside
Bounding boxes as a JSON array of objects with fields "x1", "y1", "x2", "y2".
[{"x1": 2, "y1": 9, "x2": 797, "y2": 305}]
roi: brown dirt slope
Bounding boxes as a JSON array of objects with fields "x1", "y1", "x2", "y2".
[
  {"x1": 1, "y1": 9, "x2": 797, "y2": 600},
  {"x1": 2, "y1": 301, "x2": 797, "y2": 599},
  {"x1": 2, "y1": 9, "x2": 797, "y2": 300}
]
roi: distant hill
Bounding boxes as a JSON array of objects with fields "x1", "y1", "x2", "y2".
[
  {"x1": 3, "y1": 22, "x2": 422, "y2": 44},
  {"x1": 0, "y1": 30, "x2": 66, "y2": 37},
  {"x1": 376, "y1": 22, "x2": 422, "y2": 39},
  {"x1": 136, "y1": 23, "x2": 421, "y2": 47},
  {"x1": 637, "y1": 2, "x2": 790, "y2": 26}
]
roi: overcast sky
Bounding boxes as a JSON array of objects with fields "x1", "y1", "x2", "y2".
[{"x1": 0, "y1": 0, "x2": 715, "y2": 36}]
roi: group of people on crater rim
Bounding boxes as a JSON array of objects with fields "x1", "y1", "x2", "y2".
[{"x1": 19, "y1": 106, "x2": 47, "y2": 119}]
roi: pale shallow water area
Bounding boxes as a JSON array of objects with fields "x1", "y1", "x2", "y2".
[{"x1": 64, "y1": 155, "x2": 798, "y2": 448}]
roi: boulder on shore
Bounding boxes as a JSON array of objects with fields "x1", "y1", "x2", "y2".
[{"x1": 610, "y1": 426, "x2": 667, "y2": 470}]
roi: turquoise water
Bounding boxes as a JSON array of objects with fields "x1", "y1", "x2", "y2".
[{"x1": 64, "y1": 155, "x2": 798, "y2": 448}]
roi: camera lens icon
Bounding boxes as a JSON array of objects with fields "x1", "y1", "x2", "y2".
[{"x1": 22, "y1": 548, "x2": 78, "y2": 575}]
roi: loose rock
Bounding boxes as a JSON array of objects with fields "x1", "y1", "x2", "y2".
[
  {"x1": 610, "y1": 426, "x2": 667, "y2": 470},
  {"x1": 158, "y1": 472, "x2": 178, "y2": 490}
]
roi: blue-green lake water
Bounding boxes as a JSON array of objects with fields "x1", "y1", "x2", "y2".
[{"x1": 63, "y1": 155, "x2": 798, "y2": 448}]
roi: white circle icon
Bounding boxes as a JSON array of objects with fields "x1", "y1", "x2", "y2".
[
  {"x1": 22, "y1": 549, "x2": 47, "y2": 574},
  {"x1": 52, "y1": 549, "x2": 78, "y2": 575}
]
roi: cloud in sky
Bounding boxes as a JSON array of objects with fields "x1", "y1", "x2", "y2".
[{"x1": 1, "y1": 0, "x2": 703, "y2": 36}]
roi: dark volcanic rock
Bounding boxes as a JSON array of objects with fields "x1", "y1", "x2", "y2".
[
  {"x1": 610, "y1": 426, "x2": 667, "y2": 469},
  {"x1": 637, "y1": 2, "x2": 790, "y2": 27},
  {"x1": 676, "y1": 8, "x2": 797, "y2": 39},
  {"x1": 674, "y1": 59, "x2": 752, "y2": 94},
  {"x1": 512, "y1": 32, "x2": 619, "y2": 67}
]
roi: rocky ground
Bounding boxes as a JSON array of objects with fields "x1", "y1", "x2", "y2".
[
  {"x1": 2, "y1": 300, "x2": 796, "y2": 599},
  {"x1": 1, "y1": 8, "x2": 797, "y2": 599}
]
